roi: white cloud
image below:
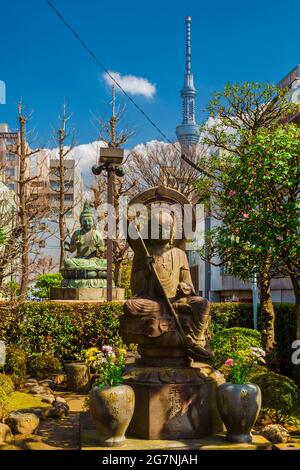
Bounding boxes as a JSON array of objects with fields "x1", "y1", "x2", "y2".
[
  {"x1": 48, "y1": 140, "x2": 106, "y2": 175},
  {"x1": 103, "y1": 71, "x2": 156, "y2": 98}
]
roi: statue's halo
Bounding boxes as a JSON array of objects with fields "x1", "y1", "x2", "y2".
[{"x1": 127, "y1": 186, "x2": 196, "y2": 249}]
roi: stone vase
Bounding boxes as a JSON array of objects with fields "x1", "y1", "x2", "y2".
[
  {"x1": 217, "y1": 383, "x2": 261, "y2": 443},
  {"x1": 89, "y1": 385, "x2": 135, "y2": 447},
  {"x1": 65, "y1": 362, "x2": 91, "y2": 392}
]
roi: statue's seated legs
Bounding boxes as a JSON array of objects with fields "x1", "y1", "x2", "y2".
[
  {"x1": 121, "y1": 296, "x2": 212, "y2": 363},
  {"x1": 62, "y1": 258, "x2": 108, "y2": 288}
]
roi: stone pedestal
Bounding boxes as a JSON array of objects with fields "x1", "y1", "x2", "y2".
[
  {"x1": 124, "y1": 362, "x2": 225, "y2": 440},
  {"x1": 50, "y1": 287, "x2": 125, "y2": 301},
  {"x1": 65, "y1": 363, "x2": 91, "y2": 392}
]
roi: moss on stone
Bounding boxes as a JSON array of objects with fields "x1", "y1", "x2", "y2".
[{"x1": 7, "y1": 391, "x2": 50, "y2": 412}]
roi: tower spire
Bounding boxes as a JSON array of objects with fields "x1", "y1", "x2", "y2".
[
  {"x1": 176, "y1": 16, "x2": 199, "y2": 149},
  {"x1": 186, "y1": 15, "x2": 191, "y2": 75}
]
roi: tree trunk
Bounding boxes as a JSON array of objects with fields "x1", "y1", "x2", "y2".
[
  {"x1": 19, "y1": 115, "x2": 29, "y2": 302},
  {"x1": 290, "y1": 272, "x2": 300, "y2": 385},
  {"x1": 59, "y1": 128, "x2": 65, "y2": 272},
  {"x1": 259, "y1": 257, "x2": 276, "y2": 353},
  {"x1": 113, "y1": 260, "x2": 122, "y2": 288}
]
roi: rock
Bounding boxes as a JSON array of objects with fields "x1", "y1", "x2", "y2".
[
  {"x1": 40, "y1": 408, "x2": 52, "y2": 420},
  {"x1": 39, "y1": 379, "x2": 55, "y2": 388},
  {"x1": 0, "y1": 423, "x2": 13, "y2": 443},
  {"x1": 26, "y1": 378, "x2": 38, "y2": 384},
  {"x1": 6, "y1": 412, "x2": 40, "y2": 435},
  {"x1": 29, "y1": 385, "x2": 52, "y2": 395},
  {"x1": 52, "y1": 374, "x2": 65, "y2": 385},
  {"x1": 55, "y1": 396, "x2": 67, "y2": 405},
  {"x1": 30, "y1": 408, "x2": 44, "y2": 419},
  {"x1": 25, "y1": 380, "x2": 38, "y2": 388},
  {"x1": 41, "y1": 394, "x2": 56, "y2": 404},
  {"x1": 46, "y1": 402, "x2": 70, "y2": 419},
  {"x1": 262, "y1": 424, "x2": 290, "y2": 443}
]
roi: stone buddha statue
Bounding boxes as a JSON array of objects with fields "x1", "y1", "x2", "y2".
[
  {"x1": 120, "y1": 209, "x2": 213, "y2": 363},
  {"x1": 62, "y1": 201, "x2": 107, "y2": 288},
  {"x1": 119, "y1": 188, "x2": 223, "y2": 441}
]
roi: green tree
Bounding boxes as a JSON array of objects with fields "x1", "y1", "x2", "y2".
[
  {"x1": 196, "y1": 82, "x2": 297, "y2": 352},
  {"x1": 0, "y1": 229, "x2": 5, "y2": 246},
  {"x1": 31, "y1": 273, "x2": 63, "y2": 299}
]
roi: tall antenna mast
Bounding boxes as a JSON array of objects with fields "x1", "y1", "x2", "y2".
[{"x1": 176, "y1": 15, "x2": 199, "y2": 148}]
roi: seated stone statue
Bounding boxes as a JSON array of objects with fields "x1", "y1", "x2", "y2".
[
  {"x1": 63, "y1": 201, "x2": 107, "y2": 288},
  {"x1": 120, "y1": 210, "x2": 213, "y2": 362}
]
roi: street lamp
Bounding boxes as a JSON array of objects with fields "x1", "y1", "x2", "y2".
[
  {"x1": 251, "y1": 270, "x2": 259, "y2": 330},
  {"x1": 92, "y1": 147, "x2": 125, "y2": 302}
]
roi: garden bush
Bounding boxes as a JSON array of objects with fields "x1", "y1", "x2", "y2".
[
  {"x1": 0, "y1": 302, "x2": 124, "y2": 361},
  {"x1": 0, "y1": 301, "x2": 296, "y2": 374},
  {"x1": 0, "y1": 373, "x2": 14, "y2": 420},
  {"x1": 251, "y1": 371, "x2": 300, "y2": 425},
  {"x1": 28, "y1": 352, "x2": 62, "y2": 379},
  {"x1": 5, "y1": 345, "x2": 27, "y2": 387},
  {"x1": 211, "y1": 327, "x2": 262, "y2": 369},
  {"x1": 210, "y1": 303, "x2": 254, "y2": 334},
  {"x1": 31, "y1": 273, "x2": 63, "y2": 299}
]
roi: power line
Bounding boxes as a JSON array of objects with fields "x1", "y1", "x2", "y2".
[
  {"x1": 46, "y1": 1, "x2": 176, "y2": 147},
  {"x1": 45, "y1": 1, "x2": 203, "y2": 174}
]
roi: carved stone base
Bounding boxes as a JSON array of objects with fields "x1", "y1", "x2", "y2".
[
  {"x1": 50, "y1": 287, "x2": 125, "y2": 301},
  {"x1": 124, "y1": 363, "x2": 225, "y2": 440}
]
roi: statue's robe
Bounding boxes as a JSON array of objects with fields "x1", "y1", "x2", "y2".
[
  {"x1": 123, "y1": 245, "x2": 210, "y2": 348},
  {"x1": 64, "y1": 228, "x2": 106, "y2": 270}
]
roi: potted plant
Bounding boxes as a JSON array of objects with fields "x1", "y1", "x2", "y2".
[
  {"x1": 217, "y1": 347, "x2": 266, "y2": 443},
  {"x1": 85, "y1": 345, "x2": 135, "y2": 447}
]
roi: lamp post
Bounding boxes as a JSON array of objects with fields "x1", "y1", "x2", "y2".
[
  {"x1": 92, "y1": 147, "x2": 124, "y2": 301},
  {"x1": 252, "y1": 271, "x2": 259, "y2": 330}
]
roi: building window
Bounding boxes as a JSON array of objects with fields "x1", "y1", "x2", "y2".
[
  {"x1": 5, "y1": 168, "x2": 15, "y2": 177},
  {"x1": 7, "y1": 183, "x2": 15, "y2": 191},
  {"x1": 5, "y1": 153, "x2": 15, "y2": 161},
  {"x1": 50, "y1": 180, "x2": 60, "y2": 190},
  {"x1": 64, "y1": 195, "x2": 73, "y2": 202}
]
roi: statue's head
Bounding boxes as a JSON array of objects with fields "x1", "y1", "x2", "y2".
[
  {"x1": 149, "y1": 210, "x2": 174, "y2": 245},
  {"x1": 80, "y1": 201, "x2": 95, "y2": 232}
]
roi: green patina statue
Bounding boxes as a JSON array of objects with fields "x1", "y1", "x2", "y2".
[{"x1": 62, "y1": 201, "x2": 107, "y2": 288}]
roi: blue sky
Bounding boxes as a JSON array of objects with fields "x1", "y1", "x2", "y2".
[{"x1": 0, "y1": 0, "x2": 299, "y2": 149}]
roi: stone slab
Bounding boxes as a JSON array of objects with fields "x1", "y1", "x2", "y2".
[
  {"x1": 81, "y1": 430, "x2": 272, "y2": 451},
  {"x1": 50, "y1": 287, "x2": 125, "y2": 301}
]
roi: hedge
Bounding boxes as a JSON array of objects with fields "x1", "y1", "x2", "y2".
[
  {"x1": 0, "y1": 302, "x2": 124, "y2": 362},
  {"x1": 0, "y1": 302, "x2": 296, "y2": 374}
]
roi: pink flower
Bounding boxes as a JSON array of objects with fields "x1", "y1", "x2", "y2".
[
  {"x1": 229, "y1": 190, "x2": 236, "y2": 197},
  {"x1": 102, "y1": 345, "x2": 113, "y2": 353},
  {"x1": 225, "y1": 358, "x2": 234, "y2": 367},
  {"x1": 242, "y1": 213, "x2": 249, "y2": 219}
]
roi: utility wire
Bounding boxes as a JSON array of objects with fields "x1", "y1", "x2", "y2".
[
  {"x1": 47, "y1": 1, "x2": 174, "y2": 146},
  {"x1": 45, "y1": 0, "x2": 203, "y2": 173}
]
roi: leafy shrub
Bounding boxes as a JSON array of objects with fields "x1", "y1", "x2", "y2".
[
  {"x1": 6, "y1": 302, "x2": 124, "y2": 361},
  {"x1": 2, "y1": 281, "x2": 20, "y2": 301},
  {"x1": 210, "y1": 303, "x2": 253, "y2": 335},
  {"x1": 31, "y1": 273, "x2": 63, "y2": 299},
  {"x1": 252, "y1": 371, "x2": 300, "y2": 425},
  {"x1": 5, "y1": 345, "x2": 27, "y2": 387},
  {"x1": 119, "y1": 263, "x2": 132, "y2": 299},
  {"x1": 0, "y1": 373, "x2": 14, "y2": 420},
  {"x1": 0, "y1": 301, "x2": 296, "y2": 375},
  {"x1": 28, "y1": 352, "x2": 62, "y2": 379},
  {"x1": 211, "y1": 327, "x2": 262, "y2": 369}
]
